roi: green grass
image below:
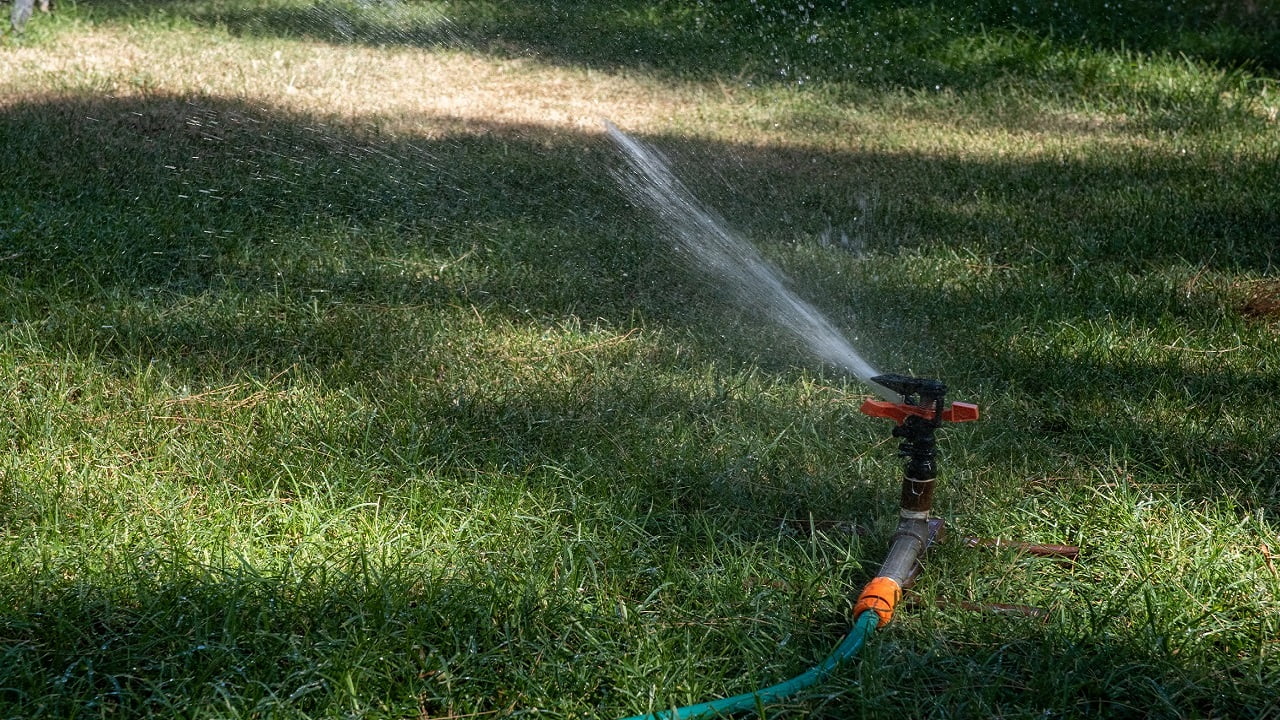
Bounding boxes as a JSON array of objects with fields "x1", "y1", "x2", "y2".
[{"x1": 2, "y1": 1, "x2": 1280, "y2": 718}]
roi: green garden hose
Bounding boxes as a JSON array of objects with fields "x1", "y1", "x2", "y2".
[{"x1": 618, "y1": 609, "x2": 881, "y2": 720}]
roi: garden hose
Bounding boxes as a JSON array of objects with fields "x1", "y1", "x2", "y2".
[
  {"x1": 618, "y1": 374, "x2": 977, "y2": 720},
  {"x1": 618, "y1": 610, "x2": 882, "y2": 720}
]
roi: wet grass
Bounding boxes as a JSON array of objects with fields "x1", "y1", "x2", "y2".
[{"x1": 2, "y1": 1, "x2": 1279, "y2": 718}]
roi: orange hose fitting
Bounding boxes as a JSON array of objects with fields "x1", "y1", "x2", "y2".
[{"x1": 852, "y1": 576, "x2": 902, "y2": 628}]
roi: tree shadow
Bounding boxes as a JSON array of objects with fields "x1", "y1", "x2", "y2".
[
  {"x1": 821, "y1": 605, "x2": 1280, "y2": 719},
  {"x1": 73, "y1": 0, "x2": 1280, "y2": 90},
  {"x1": 0, "y1": 545, "x2": 632, "y2": 716},
  {"x1": 6, "y1": 555, "x2": 1277, "y2": 717},
  {"x1": 0, "y1": 92, "x2": 905, "y2": 530}
]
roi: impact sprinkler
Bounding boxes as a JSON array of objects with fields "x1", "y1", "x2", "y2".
[
  {"x1": 853, "y1": 374, "x2": 979, "y2": 628},
  {"x1": 619, "y1": 374, "x2": 980, "y2": 720}
]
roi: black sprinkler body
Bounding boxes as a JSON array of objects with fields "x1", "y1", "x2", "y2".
[
  {"x1": 864, "y1": 373, "x2": 977, "y2": 516},
  {"x1": 874, "y1": 373, "x2": 946, "y2": 514},
  {"x1": 871, "y1": 373, "x2": 947, "y2": 406}
]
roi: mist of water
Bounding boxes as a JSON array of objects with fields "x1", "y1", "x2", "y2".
[
  {"x1": 296, "y1": 0, "x2": 460, "y2": 47},
  {"x1": 605, "y1": 121, "x2": 894, "y2": 401}
]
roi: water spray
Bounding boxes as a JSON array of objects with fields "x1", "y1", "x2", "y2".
[{"x1": 604, "y1": 120, "x2": 896, "y2": 402}]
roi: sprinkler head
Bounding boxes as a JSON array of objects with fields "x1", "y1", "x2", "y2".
[
  {"x1": 871, "y1": 373, "x2": 947, "y2": 405},
  {"x1": 861, "y1": 373, "x2": 979, "y2": 426},
  {"x1": 859, "y1": 372, "x2": 978, "y2": 513}
]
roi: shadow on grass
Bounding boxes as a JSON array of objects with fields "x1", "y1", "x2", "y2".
[
  {"x1": 830, "y1": 609, "x2": 1280, "y2": 719},
  {"x1": 2, "y1": 91, "x2": 1278, "y2": 715},
  {"x1": 0, "y1": 546, "x2": 634, "y2": 716},
  {"x1": 72, "y1": 0, "x2": 1280, "y2": 90},
  {"x1": 5, "y1": 534, "x2": 1276, "y2": 718}
]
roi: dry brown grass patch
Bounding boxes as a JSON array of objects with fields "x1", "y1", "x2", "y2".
[
  {"x1": 1241, "y1": 280, "x2": 1280, "y2": 322},
  {"x1": 1, "y1": 25, "x2": 703, "y2": 139},
  {"x1": 2, "y1": 24, "x2": 1162, "y2": 162}
]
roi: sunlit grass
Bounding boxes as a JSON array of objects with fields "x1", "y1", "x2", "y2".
[{"x1": 2, "y1": 1, "x2": 1279, "y2": 718}]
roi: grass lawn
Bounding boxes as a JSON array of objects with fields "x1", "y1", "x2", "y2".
[{"x1": 2, "y1": 1, "x2": 1278, "y2": 717}]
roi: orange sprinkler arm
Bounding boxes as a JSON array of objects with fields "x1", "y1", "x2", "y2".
[{"x1": 859, "y1": 399, "x2": 979, "y2": 425}]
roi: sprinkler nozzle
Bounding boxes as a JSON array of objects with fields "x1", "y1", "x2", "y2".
[
  {"x1": 862, "y1": 373, "x2": 978, "y2": 426},
  {"x1": 871, "y1": 373, "x2": 947, "y2": 403}
]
